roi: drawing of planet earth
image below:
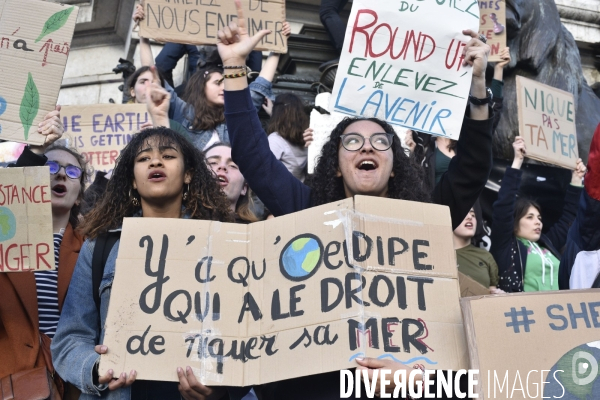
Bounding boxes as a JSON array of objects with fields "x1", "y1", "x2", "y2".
[
  {"x1": 279, "y1": 234, "x2": 323, "y2": 281},
  {"x1": 0, "y1": 206, "x2": 16, "y2": 242},
  {"x1": 544, "y1": 342, "x2": 600, "y2": 399}
]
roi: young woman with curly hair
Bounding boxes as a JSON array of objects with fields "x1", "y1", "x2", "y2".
[
  {"x1": 214, "y1": 3, "x2": 495, "y2": 398},
  {"x1": 51, "y1": 127, "x2": 233, "y2": 400}
]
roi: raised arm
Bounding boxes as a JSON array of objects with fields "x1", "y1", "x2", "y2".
[
  {"x1": 219, "y1": 0, "x2": 311, "y2": 215},
  {"x1": 432, "y1": 30, "x2": 493, "y2": 230},
  {"x1": 133, "y1": 4, "x2": 154, "y2": 67},
  {"x1": 544, "y1": 159, "x2": 585, "y2": 249},
  {"x1": 490, "y1": 137, "x2": 525, "y2": 251}
]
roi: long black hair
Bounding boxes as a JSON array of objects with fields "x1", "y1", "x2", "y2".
[
  {"x1": 80, "y1": 127, "x2": 233, "y2": 238},
  {"x1": 310, "y1": 117, "x2": 430, "y2": 206}
]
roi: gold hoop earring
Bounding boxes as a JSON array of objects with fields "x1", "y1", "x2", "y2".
[
  {"x1": 182, "y1": 183, "x2": 189, "y2": 201},
  {"x1": 130, "y1": 189, "x2": 140, "y2": 207}
]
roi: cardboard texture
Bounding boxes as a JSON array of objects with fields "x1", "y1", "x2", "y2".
[
  {"x1": 478, "y1": 0, "x2": 506, "y2": 62},
  {"x1": 329, "y1": 0, "x2": 479, "y2": 140},
  {"x1": 516, "y1": 76, "x2": 578, "y2": 170},
  {"x1": 100, "y1": 196, "x2": 468, "y2": 385},
  {"x1": 461, "y1": 290, "x2": 600, "y2": 399},
  {"x1": 0, "y1": 0, "x2": 78, "y2": 145},
  {"x1": 61, "y1": 104, "x2": 149, "y2": 181},
  {"x1": 140, "y1": 0, "x2": 287, "y2": 52},
  {"x1": 0, "y1": 166, "x2": 54, "y2": 272},
  {"x1": 458, "y1": 271, "x2": 489, "y2": 297}
]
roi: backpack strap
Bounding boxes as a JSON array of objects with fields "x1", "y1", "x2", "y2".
[{"x1": 92, "y1": 232, "x2": 121, "y2": 315}]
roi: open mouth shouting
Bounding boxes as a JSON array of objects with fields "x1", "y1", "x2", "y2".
[
  {"x1": 52, "y1": 184, "x2": 67, "y2": 197},
  {"x1": 148, "y1": 169, "x2": 167, "y2": 182},
  {"x1": 357, "y1": 159, "x2": 378, "y2": 172},
  {"x1": 216, "y1": 174, "x2": 229, "y2": 187}
]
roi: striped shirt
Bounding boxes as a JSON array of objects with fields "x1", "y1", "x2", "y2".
[{"x1": 34, "y1": 231, "x2": 63, "y2": 338}]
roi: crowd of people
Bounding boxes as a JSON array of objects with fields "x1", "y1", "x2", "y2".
[{"x1": 1, "y1": 1, "x2": 600, "y2": 399}]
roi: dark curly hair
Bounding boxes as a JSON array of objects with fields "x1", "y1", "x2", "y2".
[
  {"x1": 182, "y1": 67, "x2": 224, "y2": 131},
  {"x1": 80, "y1": 127, "x2": 233, "y2": 238},
  {"x1": 43, "y1": 144, "x2": 90, "y2": 228},
  {"x1": 310, "y1": 117, "x2": 431, "y2": 206}
]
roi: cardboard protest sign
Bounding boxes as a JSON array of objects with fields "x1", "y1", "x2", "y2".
[
  {"x1": 0, "y1": 166, "x2": 54, "y2": 272},
  {"x1": 479, "y1": 0, "x2": 506, "y2": 62},
  {"x1": 461, "y1": 290, "x2": 600, "y2": 399},
  {"x1": 140, "y1": 0, "x2": 286, "y2": 52},
  {"x1": 329, "y1": 0, "x2": 479, "y2": 140},
  {"x1": 0, "y1": 0, "x2": 78, "y2": 145},
  {"x1": 516, "y1": 76, "x2": 578, "y2": 169},
  {"x1": 100, "y1": 196, "x2": 468, "y2": 385},
  {"x1": 61, "y1": 104, "x2": 149, "y2": 180},
  {"x1": 458, "y1": 271, "x2": 489, "y2": 297}
]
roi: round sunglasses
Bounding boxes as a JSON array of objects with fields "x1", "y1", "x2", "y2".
[{"x1": 45, "y1": 160, "x2": 83, "y2": 180}]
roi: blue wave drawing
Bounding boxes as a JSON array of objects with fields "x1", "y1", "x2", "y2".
[{"x1": 347, "y1": 352, "x2": 438, "y2": 365}]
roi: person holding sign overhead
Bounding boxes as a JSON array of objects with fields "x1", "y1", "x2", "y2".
[
  {"x1": 491, "y1": 136, "x2": 586, "y2": 293},
  {"x1": 0, "y1": 107, "x2": 87, "y2": 398},
  {"x1": 215, "y1": 0, "x2": 493, "y2": 397},
  {"x1": 133, "y1": 4, "x2": 291, "y2": 151},
  {"x1": 51, "y1": 123, "x2": 233, "y2": 399}
]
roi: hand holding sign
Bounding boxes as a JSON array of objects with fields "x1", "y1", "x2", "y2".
[
  {"x1": 461, "y1": 29, "x2": 490, "y2": 80},
  {"x1": 571, "y1": 158, "x2": 586, "y2": 186},
  {"x1": 31, "y1": 105, "x2": 64, "y2": 155},
  {"x1": 94, "y1": 344, "x2": 137, "y2": 390},
  {"x1": 512, "y1": 136, "x2": 526, "y2": 169},
  {"x1": 356, "y1": 357, "x2": 415, "y2": 397},
  {"x1": 216, "y1": 0, "x2": 271, "y2": 67}
]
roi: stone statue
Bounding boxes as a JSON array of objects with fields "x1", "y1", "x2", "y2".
[{"x1": 494, "y1": 0, "x2": 600, "y2": 162}]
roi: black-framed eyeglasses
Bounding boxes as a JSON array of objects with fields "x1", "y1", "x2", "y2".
[
  {"x1": 45, "y1": 160, "x2": 83, "y2": 180},
  {"x1": 340, "y1": 133, "x2": 395, "y2": 152}
]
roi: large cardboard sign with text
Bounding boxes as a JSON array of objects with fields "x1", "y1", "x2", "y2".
[
  {"x1": 100, "y1": 196, "x2": 467, "y2": 385},
  {"x1": 330, "y1": 0, "x2": 479, "y2": 139},
  {"x1": 0, "y1": 166, "x2": 54, "y2": 272},
  {"x1": 61, "y1": 104, "x2": 149, "y2": 180},
  {"x1": 140, "y1": 0, "x2": 286, "y2": 52},
  {"x1": 461, "y1": 290, "x2": 600, "y2": 399},
  {"x1": 479, "y1": 0, "x2": 506, "y2": 62},
  {"x1": 516, "y1": 76, "x2": 578, "y2": 169},
  {"x1": 0, "y1": 0, "x2": 78, "y2": 145}
]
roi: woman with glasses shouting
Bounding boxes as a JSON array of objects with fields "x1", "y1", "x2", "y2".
[
  {"x1": 213, "y1": 1, "x2": 495, "y2": 398},
  {"x1": 1, "y1": 106, "x2": 87, "y2": 399}
]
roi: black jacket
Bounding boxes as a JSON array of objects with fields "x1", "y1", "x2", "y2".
[{"x1": 490, "y1": 167, "x2": 582, "y2": 292}]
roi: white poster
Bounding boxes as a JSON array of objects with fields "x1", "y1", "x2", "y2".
[{"x1": 330, "y1": 0, "x2": 480, "y2": 140}]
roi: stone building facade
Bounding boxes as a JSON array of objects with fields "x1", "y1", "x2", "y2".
[{"x1": 56, "y1": 0, "x2": 600, "y2": 106}]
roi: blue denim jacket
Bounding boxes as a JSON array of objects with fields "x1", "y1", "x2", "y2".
[
  {"x1": 51, "y1": 233, "x2": 126, "y2": 399},
  {"x1": 166, "y1": 77, "x2": 273, "y2": 150},
  {"x1": 51, "y1": 227, "x2": 258, "y2": 400}
]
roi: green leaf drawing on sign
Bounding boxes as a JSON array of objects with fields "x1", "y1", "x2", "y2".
[
  {"x1": 34, "y1": 6, "x2": 74, "y2": 43},
  {"x1": 20, "y1": 73, "x2": 39, "y2": 140}
]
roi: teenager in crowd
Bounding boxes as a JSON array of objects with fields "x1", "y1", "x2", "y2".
[
  {"x1": 51, "y1": 125, "x2": 233, "y2": 399},
  {"x1": 205, "y1": 142, "x2": 259, "y2": 223},
  {"x1": 132, "y1": 4, "x2": 291, "y2": 151},
  {"x1": 0, "y1": 107, "x2": 86, "y2": 398},
  {"x1": 216, "y1": 2, "x2": 493, "y2": 397},
  {"x1": 263, "y1": 93, "x2": 310, "y2": 181},
  {"x1": 562, "y1": 123, "x2": 600, "y2": 289},
  {"x1": 453, "y1": 208, "x2": 502, "y2": 293},
  {"x1": 491, "y1": 136, "x2": 585, "y2": 292}
]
